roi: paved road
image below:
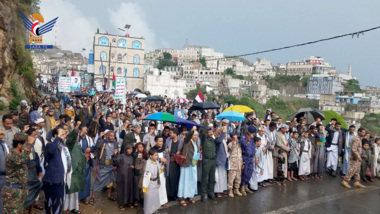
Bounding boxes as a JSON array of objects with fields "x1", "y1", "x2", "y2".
[{"x1": 66, "y1": 175, "x2": 379, "y2": 214}]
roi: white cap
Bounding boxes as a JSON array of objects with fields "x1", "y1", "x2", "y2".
[{"x1": 35, "y1": 118, "x2": 45, "y2": 124}]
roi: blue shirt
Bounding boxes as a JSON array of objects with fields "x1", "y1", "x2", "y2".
[{"x1": 239, "y1": 134, "x2": 256, "y2": 158}]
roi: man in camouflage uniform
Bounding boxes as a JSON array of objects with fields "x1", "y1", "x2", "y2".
[
  {"x1": 341, "y1": 128, "x2": 366, "y2": 189},
  {"x1": 227, "y1": 134, "x2": 243, "y2": 197},
  {"x1": 1, "y1": 132, "x2": 33, "y2": 214}
]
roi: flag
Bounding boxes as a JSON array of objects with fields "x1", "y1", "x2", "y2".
[
  {"x1": 113, "y1": 72, "x2": 116, "y2": 88},
  {"x1": 194, "y1": 91, "x2": 203, "y2": 103},
  {"x1": 71, "y1": 68, "x2": 74, "y2": 76}
]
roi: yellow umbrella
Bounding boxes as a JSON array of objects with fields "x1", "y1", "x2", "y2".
[{"x1": 224, "y1": 105, "x2": 254, "y2": 113}]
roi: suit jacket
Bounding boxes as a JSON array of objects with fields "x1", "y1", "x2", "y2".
[
  {"x1": 181, "y1": 130, "x2": 197, "y2": 167},
  {"x1": 274, "y1": 132, "x2": 290, "y2": 156},
  {"x1": 299, "y1": 137, "x2": 311, "y2": 157},
  {"x1": 326, "y1": 128, "x2": 344, "y2": 156},
  {"x1": 122, "y1": 132, "x2": 144, "y2": 154},
  {"x1": 43, "y1": 137, "x2": 65, "y2": 184}
]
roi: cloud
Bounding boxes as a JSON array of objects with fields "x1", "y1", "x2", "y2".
[
  {"x1": 107, "y1": 2, "x2": 162, "y2": 51},
  {"x1": 39, "y1": 0, "x2": 99, "y2": 55}
]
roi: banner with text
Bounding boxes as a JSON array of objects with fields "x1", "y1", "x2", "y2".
[
  {"x1": 58, "y1": 77, "x2": 71, "y2": 92},
  {"x1": 114, "y1": 77, "x2": 126, "y2": 100}
]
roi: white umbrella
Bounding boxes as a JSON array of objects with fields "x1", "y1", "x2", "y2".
[{"x1": 136, "y1": 93, "x2": 147, "y2": 98}]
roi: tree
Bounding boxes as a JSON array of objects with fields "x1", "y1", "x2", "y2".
[
  {"x1": 163, "y1": 52, "x2": 172, "y2": 60},
  {"x1": 199, "y1": 57, "x2": 206, "y2": 68},
  {"x1": 344, "y1": 79, "x2": 361, "y2": 92}
]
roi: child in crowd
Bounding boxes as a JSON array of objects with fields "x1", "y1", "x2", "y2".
[
  {"x1": 227, "y1": 134, "x2": 243, "y2": 197},
  {"x1": 133, "y1": 142, "x2": 147, "y2": 207},
  {"x1": 140, "y1": 149, "x2": 161, "y2": 214},
  {"x1": 113, "y1": 144, "x2": 135, "y2": 210},
  {"x1": 288, "y1": 131, "x2": 300, "y2": 181},
  {"x1": 298, "y1": 131, "x2": 311, "y2": 181},
  {"x1": 255, "y1": 137, "x2": 265, "y2": 188},
  {"x1": 360, "y1": 141, "x2": 372, "y2": 182}
]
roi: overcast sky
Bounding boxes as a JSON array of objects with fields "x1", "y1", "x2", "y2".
[{"x1": 40, "y1": 0, "x2": 380, "y2": 87}]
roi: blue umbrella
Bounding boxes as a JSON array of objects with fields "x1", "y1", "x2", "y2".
[
  {"x1": 173, "y1": 116, "x2": 204, "y2": 129},
  {"x1": 216, "y1": 111, "x2": 245, "y2": 122}
]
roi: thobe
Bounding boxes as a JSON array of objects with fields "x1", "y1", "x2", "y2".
[
  {"x1": 326, "y1": 131, "x2": 340, "y2": 171},
  {"x1": 165, "y1": 137, "x2": 183, "y2": 198},
  {"x1": 342, "y1": 132, "x2": 356, "y2": 175},
  {"x1": 257, "y1": 134, "x2": 269, "y2": 181},
  {"x1": 313, "y1": 131, "x2": 326, "y2": 175},
  {"x1": 250, "y1": 146, "x2": 264, "y2": 190},
  {"x1": 309, "y1": 133, "x2": 316, "y2": 174},
  {"x1": 214, "y1": 132, "x2": 228, "y2": 193},
  {"x1": 299, "y1": 137, "x2": 311, "y2": 176},
  {"x1": 152, "y1": 146, "x2": 168, "y2": 205},
  {"x1": 113, "y1": 153, "x2": 135, "y2": 205},
  {"x1": 372, "y1": 143, "x2": 380, "y2": 177},
  {"x1": 141, "y1": 159, "x2": 161, "y2": 214},
  {"x1": 265, "y1": 128, "x2": 276, "y2": 179}
]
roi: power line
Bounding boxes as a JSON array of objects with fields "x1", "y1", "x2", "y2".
[{"x1": 206, "y1": 25, "x2": 380, "y2": 61}]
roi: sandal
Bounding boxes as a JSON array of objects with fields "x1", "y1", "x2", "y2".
[
  {"x1": 161, "y1": 203, "x2": 170, "y2": 208},
  {"x1": 216, "y1": 194, "x2": 222, "y2": 198},
  {"x1": 119, "y1": 206, "x2": 125, "y2": 211},
  {"x1": 188, "y1": 198, "x2": 196, "y2": 204},
  {"x1": 89, "y1": 198, "x2": 95, "y2": 205},
  {"x1": 33, "y1": 204, "x2": 44, "y2": 210},
  {"x1": 108, "y1": 196, "x2": 117, "y2": 201},
  {"x1": 133, "y1": 202, "x2": 139, "y2": 207},
  {"x1": 179, "y1": 199, "x2": 187, "y2": 207}
]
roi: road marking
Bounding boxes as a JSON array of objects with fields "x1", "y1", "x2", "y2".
[{"x1": 263, "y1": 186, "x2": 379, "y2": 214}]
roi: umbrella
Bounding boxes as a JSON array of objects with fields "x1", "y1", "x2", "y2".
[
  {"x1": 224, "y1": 105, "x2": 253, "y2": 113},
  {"x1": 129, "y1": 91, "x2": 139, "y2": 95},
  {"x1": 152, "y1": 95, "x2": 165, "y2": 102},
  {"x1": 134, "y1": 88, "x2": 142, "y2": 93},
  {"x1": 289, "y1": 108, "x2": 325, "y2": 125},
  {"x1": 216, "y1": 111, "x2": 245, "y2": 122},
  {"x1": 74, "y1": 92, "x2": 91, "y2": 97},
  {"x1": 104, "y1": 89, "x2": 113, "y2": 93},
  {"x1": 135, "y1": 93, "x2": 147, "y2": 98},
  {"x1": 322, "y1": 110, "x2": 348, "y2": 129},
  {"x1": 173, "y1": 116, "x2": 204, "y2": 129},
  {"x1": 142, "y1": 96, "x2": 158, "y2": 102},
  {"x1": 189, "y1": 101, "x2": 221, "y2": 111},
  {"x1": 143, "y1": 112, "x2": 176, "y2": 122},
  {"x1": 175, "y1": 97, "x2": 189, "y2": 104}
]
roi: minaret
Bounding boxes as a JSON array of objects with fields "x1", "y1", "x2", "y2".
[
  {"x1": 348, "y1": 64, "x2": 352, "y2": 76},
  {"x1": 54, "y1": 22, "x2": 58, "y2": 46}
]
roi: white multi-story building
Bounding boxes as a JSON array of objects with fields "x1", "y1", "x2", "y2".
[
  {"x1": 307, "y1": 74, "x2": 344, "y2": 95},
  {"x1": 358, "y1": 97, "x2": 380, "y2": 114},
  {"x1": 254, "y1": 58, "x2": 274, "y2": 76},
  {"x1": 93, "y1": 32, "x2": 145, "y2": 91},
  {"x1": 144, "y1": 69, "x2": 186, "y2": 98},
  {"x1": 234, "y1": 61, "x2": 253, "y2": 76},
  {"x1": 286, "y1": 61, "x2": 313, "y2": 76}
]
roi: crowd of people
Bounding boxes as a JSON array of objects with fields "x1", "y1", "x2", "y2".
[{"x1": 0, "y1": 89, "x2": 380, "y2": 214}]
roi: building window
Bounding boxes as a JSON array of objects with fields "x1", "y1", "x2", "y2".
[
  {"x1": 111, "y1": 67, "x2": 114, "y2": 72},
  {"x1": 118, "y1": 39, "x2": 127, "y2": 47},
  {"x1": 117, "y1": 54, "x2": 122, "y2": 61},
  {"x1": 132, "y1": 41, "x2": 142, "y2": 49},
  {"x1": 111, "y1": 53, "x2": 115, "y2": 59},
  {"x1": 99, "y1": 65, "x2": 106, "y2": 75},
  {"x1": 117, "y1": 67, "x2": 122, "y2": 74},
  {"x1": 133, "y1": 68, "x2": 139, "y2": 77},
  {"x1": 99, "y1": 37, "x2": 109, "y2": 46},
  {"x1": 123, "y1": 54, "x2": 127, "y2": 61},
  {"x1": 112, "y1": 38, "x2": 116, "y2": 43},
  {"x1": 100, "y1": 51, "x2": 107, "y2": 61},
  {"x1": 134, "y1": 54, "x2": 140, "y2": 64}
]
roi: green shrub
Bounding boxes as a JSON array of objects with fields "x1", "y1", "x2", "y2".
[{"x1": 0, "y1": 103, "x2": 5, "y2": 111}]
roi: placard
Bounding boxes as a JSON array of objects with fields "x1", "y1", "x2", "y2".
[
  {"x1": 114, "y1": 77, "x2": 126, "y2": 100},
  {"x1": 58, "y1": 77, "x2": 70, "y2": 92}
]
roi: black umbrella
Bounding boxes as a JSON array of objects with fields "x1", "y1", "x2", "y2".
[
  {"x1": 189, "y1": 101, "x2": 221, "y2": 110},
  {"x1": 142, "y1": 96, "x2": 158, "y2": 102},
  {"x1": 134, "y1": 88, "x2": 142, "y2": 93},
  {"x1": 289, "y1": 108, "x2": 325, "y2": 125},
  {"x1": 74, "y1": 92, "x2": 91, "y2": 98},
  {"x1": 152, "y1": 95, "x2": 165, "y2": 102},
  {"x1": 129, "y1": 91, "x2": 139, "y2": 95}
]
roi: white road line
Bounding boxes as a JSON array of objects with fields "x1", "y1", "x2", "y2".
[{"x1": 263, "y1": 186, "x2": 379, "y2": 214}]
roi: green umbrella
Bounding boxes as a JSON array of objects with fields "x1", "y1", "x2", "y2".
[{"x1": 322, "y1": 110, "x2": 348, "y2": 129}]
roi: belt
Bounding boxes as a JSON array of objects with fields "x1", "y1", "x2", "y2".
[
  {"x1": 303, "y1": 150, "x2": 308, "y2": 152},
  {"x1": 204, "y1": 156, "x2": 215, "y2": 160},
  {"x1": 5, "y1": 182, "x2": 27, "y2": 189},
  {"x1": 105, "y1": 159, "x2": 113, "y2": 165},
  {"x1": 243, "y1": 153, "x2": 254, "y2": 158},
  {"x1": 150, "y1": 177, "x2": 158, "y2": 181},
  {"x1": 0, "y1": 171, "x2": 5, "y2": 176},
  {"x1": 331, "y1": 143, "x2": 338, "y2": 145}
]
